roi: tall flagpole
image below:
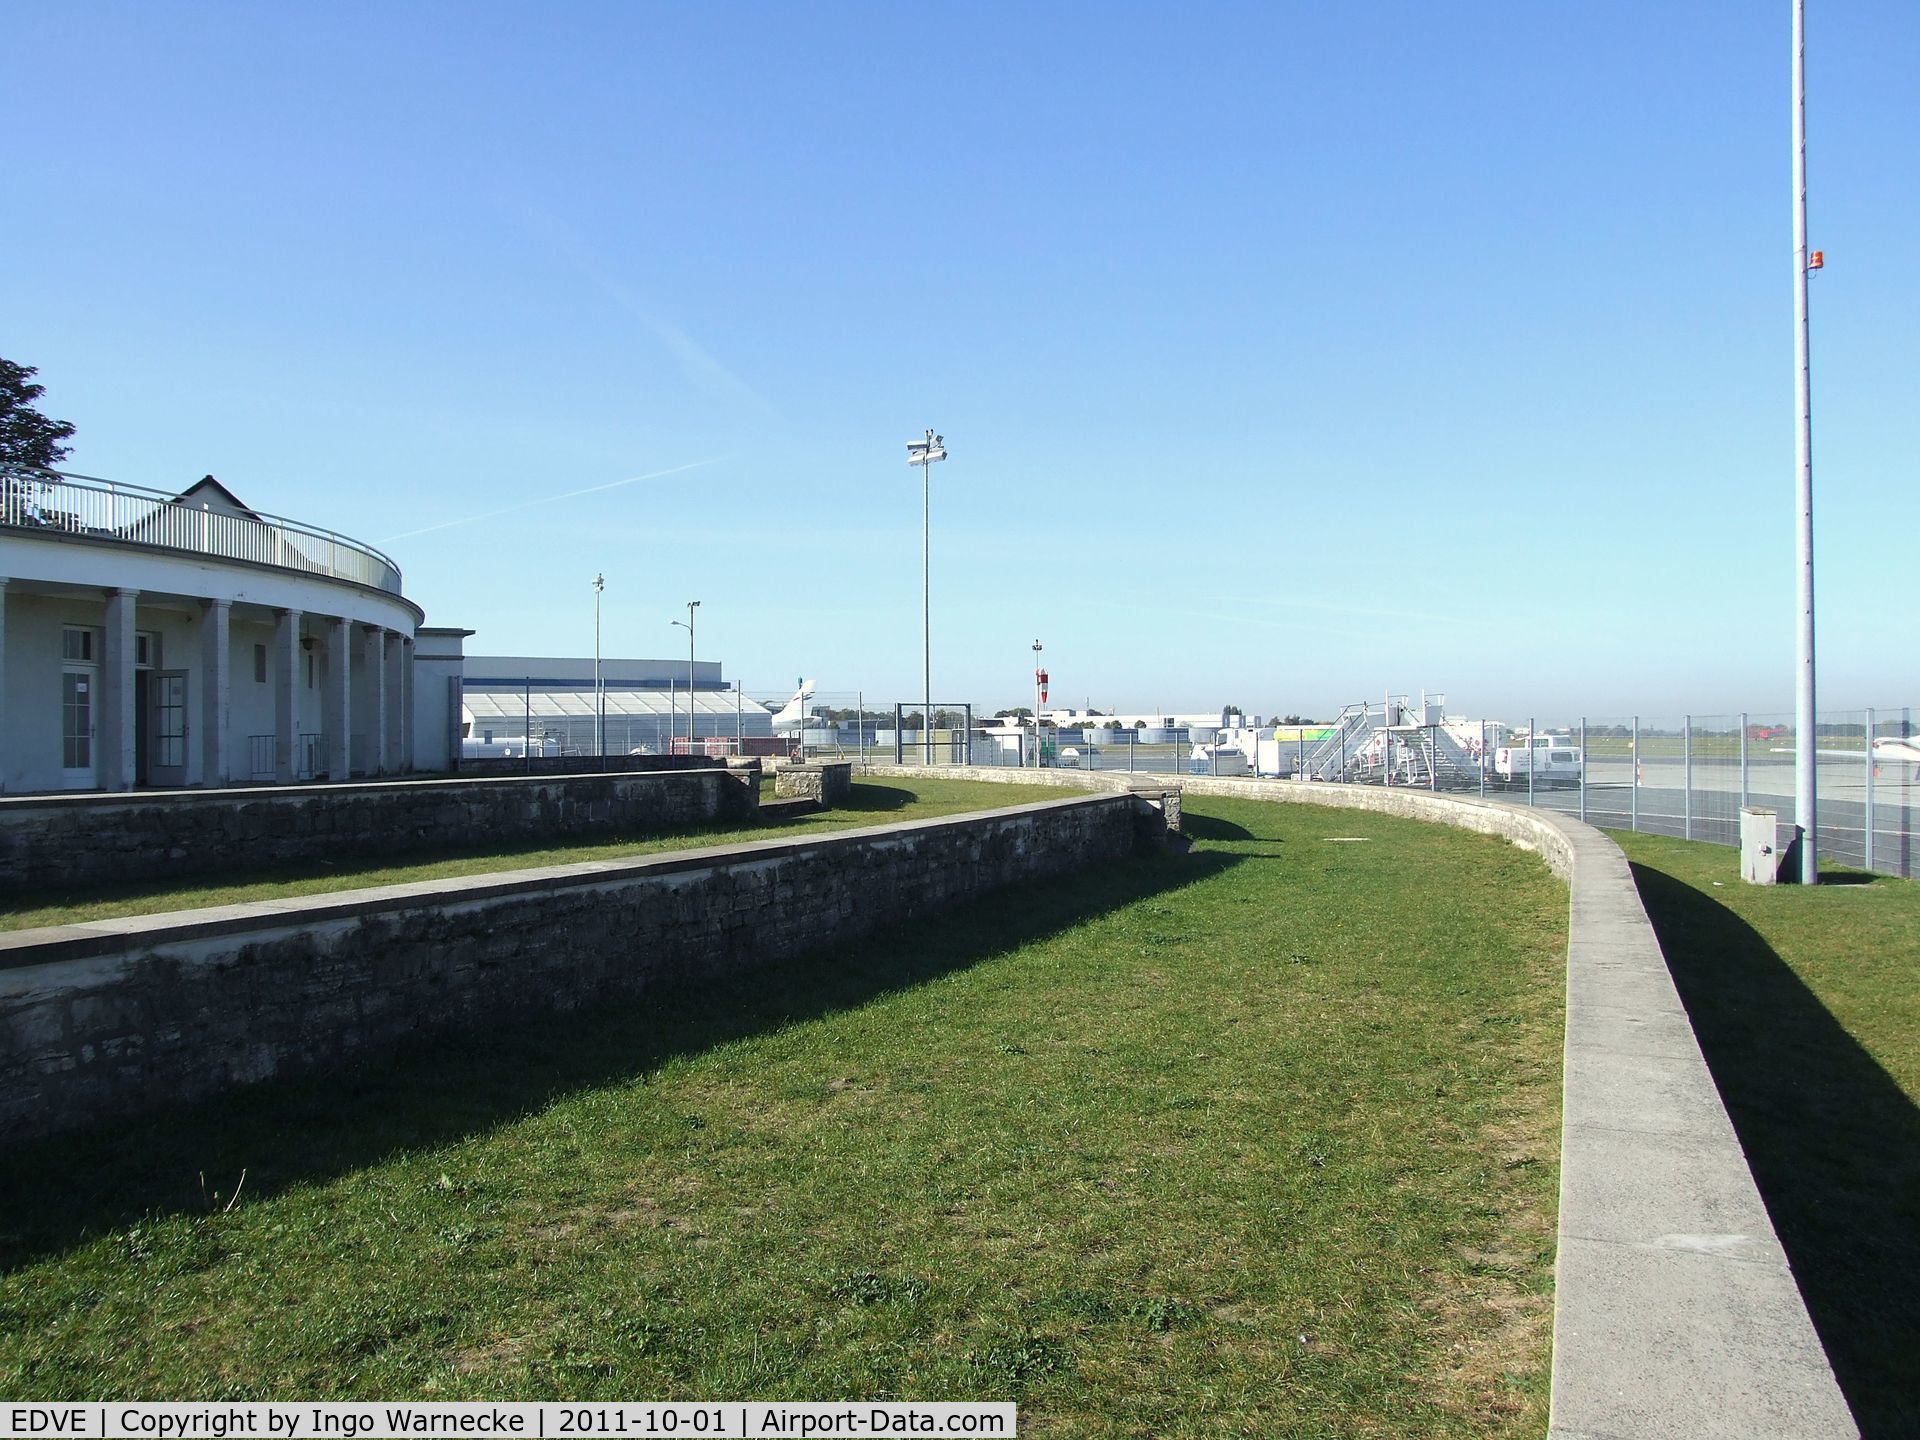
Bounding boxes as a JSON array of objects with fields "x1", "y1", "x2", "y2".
[{"x1": 1792, "y1": 0, "x2": 1818, "y2": 883}]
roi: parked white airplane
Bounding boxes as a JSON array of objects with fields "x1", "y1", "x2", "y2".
[
  {"x1": 1773, "y1": 736, "x2": 1920, "y2": 778},
  {"x1": 769, "y1": 680, "x2": 817, "y2": 732}
]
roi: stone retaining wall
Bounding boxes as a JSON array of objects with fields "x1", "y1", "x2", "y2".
[
  {"x1": 0, "y1": 792, "x2": 1156, "y2": 1143},
  {"x1": 773, "y1": 761, "x2": 853, "y2": 805},
  {"x1": 882, "y1": 765, "x2": 1857, "y2": 1439},
  {"x1": 456, "y1": 754, "x2": 721, "y2": 778},
  {"x1": 0, "y1": 769, "x2": 756, "y2": 894}
]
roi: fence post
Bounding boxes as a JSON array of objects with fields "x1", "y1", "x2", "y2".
[
  {"x1": 1906, "y1": 707, "x2": 1914, "y2": 880},
  {"x1": 1129, "y1": 730, "x2": 1135, "y2": 772},
  {"x1": 1740, "y1": 711, "x2": 1749, "y2": 811},
  {"x1": 525, "y1": 677, "x2": 532, "y2": 775},
  {"x1": 1631, "y1": 716, "x2": 1639, "y2": 833},
  {"x1": 894, "y1": 704, "x2": 903, "y2": 766},
  {"x1": 1865, "y1": 706, "x2": 1876, "y2": 873},
  {"x1": 1478, "y1": 720, "x2": 1485, "y2": 798},
  {"x1": 1579, "y1": 717, "x2": 1587, "y2": 823},
  {"x1": 964, "y1": 704, "x2": 974, "y2": 766},
  {"x1": 1527, "y1": 715, "x2": 1535, "y2": 807},
  {"x1": 1683, "y1": 715, "x2": 1693, "y2": 840}
]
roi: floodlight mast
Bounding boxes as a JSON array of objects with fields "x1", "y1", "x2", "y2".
[
  {"x1": 907, "y1": 429, "x2": 947, "y2": 764},
  {"x1": 592, "y1": 573, "x2": 605, "y2": 761},
  {"x1": 1792, "y1": 0, "x2": 1818, "y2": 883},
  {"x1": 671, "y1": 601, "x2": 700, "y2": 752},
  {"x1": 1032, "y1": 639, "x2": 1043, "y2": 769}
]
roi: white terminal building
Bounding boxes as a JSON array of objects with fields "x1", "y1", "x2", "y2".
[
  {"x1": 1, "y1": 469, "x2": 466, "y2": 793},
  {"x1": 461, "y1": 656, "x2": 778, "y2": 756}
]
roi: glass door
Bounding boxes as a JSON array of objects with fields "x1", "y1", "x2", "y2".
[
  {"x1": 61, "y1": 669, "x2": 96, "y2": 788},
  {"x1": 148, "y1": 670, "x2": 189, "y2": 788}
]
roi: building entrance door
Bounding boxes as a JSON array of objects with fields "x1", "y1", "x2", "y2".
[
  {"x1": 147, "y1": 670, "x2": 189, "y2": 788},
  {"x1": 61, "y1": 668, "x2": 97, "y2": 788}
]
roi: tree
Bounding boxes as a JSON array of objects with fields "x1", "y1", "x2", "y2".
[
  {"x1": 1, "y1": 359, "x2": 76, "y2": 470},
  {"x1": 996, "y1": 707, "x2": 1033, "y2": 720}
]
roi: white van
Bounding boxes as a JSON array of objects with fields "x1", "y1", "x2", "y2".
[
  {"x1": 1189, "y1": 743, "x2": 1251, "y2": 777},
  {"x1": 1492, "y1": 735, "x2": 1581, "y2": 787}
]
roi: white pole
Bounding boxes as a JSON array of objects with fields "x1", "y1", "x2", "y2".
[
  {"x1": 1793, "y1": 0, "x2": 1819, "y2": 882},
  {"x1": 687, "y1": 600, "x2": 699, "y2": 752},
  {"x1": 923, "y1": 433, "x2": 933, "y2": 765},
  {"x1": 593, "y1": 573, "x2": 604, "y2": 762}
]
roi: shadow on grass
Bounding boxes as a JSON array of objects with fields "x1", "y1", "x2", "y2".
[
  {"x1": 836, "y1": 783, "x2": 916, "y2": 813},
  {"x1": 1629, "y1": 861, "x2": 1920, "y2": 1438},
  {"x1": 1180, "y1": 812, "x2": 1258, "y2": 842},
  {"x1": 0, "y1": 847, "x2": 1238, "y2": 1274}
]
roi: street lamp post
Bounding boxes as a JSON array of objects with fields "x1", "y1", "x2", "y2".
[
  {"x1": 671, "y1": 600, "x2": 700, "y2": 755},
  {"x1": 592, "y1": 573, "x2": 605, "y2": 762},
  {"x1": 907, "y1": 429, "x2": 947, "y2": 763},
  {"x1": 1032, "y1": 639, "x2": 1043, "y2": 769}
]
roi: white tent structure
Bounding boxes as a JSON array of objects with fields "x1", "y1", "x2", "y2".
[
  {"x1": 461, "y1": 654, "x2": 775, "y2": 757},
  {"x1": 461, "y1": 686, "x2": 775, "y2": 756}
]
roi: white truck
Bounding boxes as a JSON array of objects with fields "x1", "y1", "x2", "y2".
[
  {"x1": 1492, "y1": 734, "x2": 1582, "y2": 788},
  {"x1": 1189, "y1": 742, "x2": 1252, "y2": 776}
]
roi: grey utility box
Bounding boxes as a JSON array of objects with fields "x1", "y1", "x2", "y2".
[{"x1": 1740, "y1": 806, "x2": 1781, "y2": 884}]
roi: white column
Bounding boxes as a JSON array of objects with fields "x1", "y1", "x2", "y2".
[
  {"x1": 383, "y1": 631, "x2": 404, "y2": 769},
  {"x1": 274, "y1": 608, "x2": 302, "y2": 782},
  {"x1": 199, "y1": 599, "x2": 231, "y2": 787},
  {"x1": 326, "y1": 616, "x2": 352, "y2": 781},
  {"x1": 363, "y1": 625, "x2": 389, "y2": 775},
  {"x1": 399, "y1": 636, "x2": 415, "y2": 772},
  {"x1": 0, "y1": 578, "x2": 9, "y2": 793},
  {"x1": 101, "y1": 587, "x2": 139, "y2": 790}
]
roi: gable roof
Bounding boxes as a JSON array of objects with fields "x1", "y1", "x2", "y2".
[{"x1": 171, "y1": 475, "x2": 262, "y2": 521}]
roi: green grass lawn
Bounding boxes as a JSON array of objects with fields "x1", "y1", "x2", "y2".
[
  {"x1": 0, "y1": 795, "x2": 1566, "y2": 1436},
  {"x1": 0, "y1": 778, "x2": 1067, "y2": 933},
  {"x1": 1609, "y1": 832, "x2": 1920, "y2": 1438}
]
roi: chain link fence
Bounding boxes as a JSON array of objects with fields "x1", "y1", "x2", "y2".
[
  {"x1": 773, "y1": 691, "x2": 1917, "y2": 881},
  {"x1": 472, "y1": 682, "x2": 1915, "y2": 880}
]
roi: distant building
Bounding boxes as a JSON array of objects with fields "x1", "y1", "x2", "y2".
[
  {"x1": 461, "y1": 654, "x2": 775, "y2": 756},
  {"x1": 1, "y1": 469, "x2": 466, "y2": 793},
  {"x1": 1037, "y1": 707, "x2": 1260, "y2": 738}
]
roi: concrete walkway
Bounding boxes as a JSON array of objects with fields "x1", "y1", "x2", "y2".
[{"x1": 886, "y1": 765, "x2": 1859, "y2": 1439}]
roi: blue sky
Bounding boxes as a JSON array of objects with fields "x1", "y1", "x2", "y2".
[{"x1": 7, "y1": 2, "x2": 1915, "y2": 720}]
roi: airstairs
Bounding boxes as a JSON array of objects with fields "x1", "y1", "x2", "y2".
[{"x1": 1299, "y1": 693, "x2": 1487, "y2": 789}]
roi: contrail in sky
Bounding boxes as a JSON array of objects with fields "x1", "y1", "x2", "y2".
[{"x1": 379, "y1": 459, "x2": 721, "y2": 543}]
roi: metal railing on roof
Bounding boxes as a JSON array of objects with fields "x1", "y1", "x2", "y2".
[{"x1": 0, "y1": 466, "x2": 403, "y2": 595}]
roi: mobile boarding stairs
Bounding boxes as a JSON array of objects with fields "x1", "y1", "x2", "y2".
[{"x1": 1297, "y1": 696, "x2": 1483, "y2": 789}]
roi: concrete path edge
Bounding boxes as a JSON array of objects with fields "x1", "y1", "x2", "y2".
[{"x1": 883, "y1": 765, "x2": 1858, "y2": 1439}]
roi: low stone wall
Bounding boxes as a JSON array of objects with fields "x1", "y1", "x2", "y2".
[
  {"x1": 456, "y1": 754, "x2": 721, "y2": 778},
  {"x1": 773, "y1": 761, "x2": 853, "y2": 805},
  {"x1": 883, "y1": 765, "x2": 1855, "y2": 1439},
  {"x1": 0, "y1": 769, "x2": 756, "y2": 894},
  {"x1": 0, "y1": 792, "x2": 1159, "y2": 1143}
]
